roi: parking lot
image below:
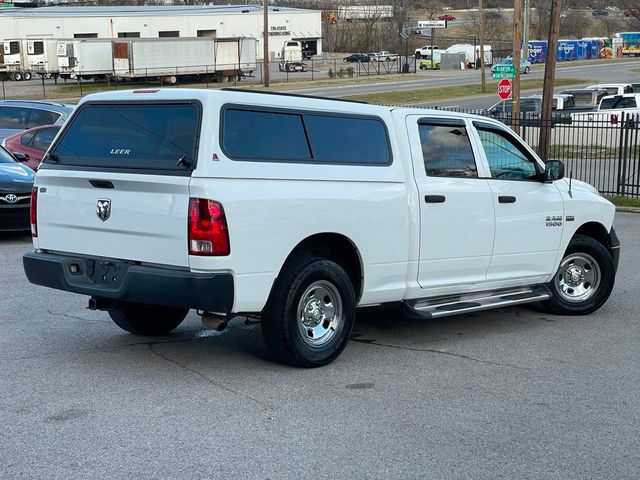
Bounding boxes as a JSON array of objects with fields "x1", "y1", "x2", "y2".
[{"x1": 1, "y1": 213, "x2": 638, "y2": 479}]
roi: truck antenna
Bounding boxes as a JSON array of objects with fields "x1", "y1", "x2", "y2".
[{"x1": 568, "y1": 170, "x2": 573, "y2": 198}]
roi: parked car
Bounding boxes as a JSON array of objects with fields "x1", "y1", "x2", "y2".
[
  {"x1": 2, "y1": 124, "x2": 60, "y2": 171},
  {"x1": 369, "y1": 51, "x2": 398, "y2": 62},
  {"x1": 438, "y1": 14, "x2": 455, "y2": 21},
  {"x1": 592, "y1": 8, "x2": 609, "y2": 16},
  {"x1": 0, "y1": 145, "x2": 34, "y2": 232},
  {"x1": 491, "y1": 57, "x2": 531, "y2": 74},
  {"x1": 0, "y1": 100, "x2": 73, "y2": 142},
  {"x1": 24, "y1": 88, "x2": 619, "y2": 367},
  {"x1": 343, "y1": 53, "x2": 370, "y2": 63}
]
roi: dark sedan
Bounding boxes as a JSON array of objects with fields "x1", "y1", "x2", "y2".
[
  {"x1": 0, "y1": 146, "x2": 34, "y2": 232},
  {"x1": 343, "y1": 53, "x2": 371, "y2": 63}
]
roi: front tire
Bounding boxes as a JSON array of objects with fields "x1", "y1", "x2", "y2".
[
  {"x1": 543, "y1": 235, "x2": 615, "y2": 315},
  {"x1": 524, "y1": 66, "x2": 530, "y2": 74},
  {"x1": 262, "y1": 257, "x2": 356, "y2": 367},
  {"x1": 108, "y1": 302, "x2": 189, "y2": 336}
]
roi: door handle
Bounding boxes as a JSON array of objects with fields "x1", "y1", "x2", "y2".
[
  {"x1": 425, "y1": 195, "x2": 446, "y2": 203},
  {"x1": 498, "y1": 195, "x2": 516, "y2": 204},
  {"x1": 89, "y1": 180, "x2": 114, "y2": 189}
]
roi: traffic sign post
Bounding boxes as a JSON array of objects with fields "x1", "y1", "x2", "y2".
[
  {"x1": 492, "y1": 64, "x2": 516, "y2": 80},
  {"x1": 498, "y1": 79, "x2": 512, "y2": 100}
]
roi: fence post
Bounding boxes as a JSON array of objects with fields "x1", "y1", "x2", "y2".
[
  {"x1": 41, "y1": 75, "x2": 46, "y2": 99},
  {"x1": 78, "y1": 72, "x2": 83, "y2": 97},
  {"x1": 334, "y1": 58, "x2": 337, "y2": 79},
  {"x1": 617, "y1": 112, "x2": 631, "y2": 196},
  {"x1": 1, "y1": 78, "x2": 5, "y2": 100},
  {"x1": 311, "y1": 58, "x2": 314, "y2": 81}
]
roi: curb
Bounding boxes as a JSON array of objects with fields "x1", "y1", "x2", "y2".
[{"x1": 615, "y1": 206, "x2": 640, "y2": 213}]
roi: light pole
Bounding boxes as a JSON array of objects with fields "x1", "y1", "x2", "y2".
[{"x1": 263, "y1": 0, "x2": 270, "y2": 87}]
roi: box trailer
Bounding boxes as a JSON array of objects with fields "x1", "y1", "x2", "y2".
[
  {"x1": 616, "y1": 32, "x2": 640, "y2": 56},
  {"x1": 112, "y1": 37, "x2": 256, "y2": 83},
  {"x1": 57, "y1": 39, "x2": 114, "y2": 80},
  {"x1": 3, "y1": 39, "x2": 32, "y2": 81},
  {"x1": 27, "y1": 38, "x2": 60, "y2": 78},
  {"x1": 527, "y1": 40, "x2": 548, "y2": 63}
]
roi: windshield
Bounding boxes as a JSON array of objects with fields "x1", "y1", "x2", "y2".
[{"x1": 0, "y1": 146, "x2": 16, "y2": 164}]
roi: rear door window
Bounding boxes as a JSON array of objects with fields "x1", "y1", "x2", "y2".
[
  {"x1": 0, "y1": 107, "x2": 30, "y2": 129},
  {"x1": 31, "y1": 127, "x2": 60, "y2": 151},
  {"x1": 418, "y1": 120, "x2": 478, "y2": 178},
  {"x1": 49, "y1": 103, "x2": 200, "y2": 172},
  {"x1": 26, "y1": 109, "x2": 61, "y2": 128}
]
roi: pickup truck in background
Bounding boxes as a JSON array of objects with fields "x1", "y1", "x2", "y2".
[
  {"x1": 370, "y1": 51, "x2": 398, "y2": 62},
  {"x1": 414, "y1": 45, "x2": 440, "y2": 58},
  {"x1": 23, "y1": 89, "x2": 620, "y2": 367},
  {"x1": 571, "y1": 93, "x2": 640, "y2": 123}
]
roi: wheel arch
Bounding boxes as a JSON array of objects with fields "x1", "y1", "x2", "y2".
[
  {"x1": 272, "y1": 232, "x2": 364, "y2": 303},
  {"x1": 572, "y1": 221, "x2": 613, "y2": 249}
]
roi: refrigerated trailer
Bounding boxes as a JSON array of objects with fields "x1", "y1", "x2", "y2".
[
  {"x1": 57, "y1": 39, "x2": 114, "y2": 81},
  {"x1": 3, "y1": 39, "x2": 32, "y2": 81},
  {"x1": 27, "y1": 38, "x2": 60, "y2": 78}
]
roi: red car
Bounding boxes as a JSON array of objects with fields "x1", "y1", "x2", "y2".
[
  {"x1": 2, "y1": 124, "x2": 60, "y2": 171},
  {"x1": 438, "y1": 14, "x2": 456, "y2": 21}
]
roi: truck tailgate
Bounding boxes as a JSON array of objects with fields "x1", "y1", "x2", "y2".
[{"x1": 36, "y1": 169, "x2": 190, "y2": 267}]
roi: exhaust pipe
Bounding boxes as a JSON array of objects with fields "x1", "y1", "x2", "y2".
[{"x1": 201, "y1": 311, "x2": 228, "y2": 332}]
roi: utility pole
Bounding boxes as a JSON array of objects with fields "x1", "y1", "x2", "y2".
[
  {"x1": 511, "y1": 0, "x2": 523, "y2": 134},
  {"x1": 539, "y1": 0, "x2": 563, "y2": 161},
  {"x1": 479, "y1": 0, "x2": 486, "y2": 93},
  {"x1": 263, "y1": 0, "x2": 270, "y2": 88},
  {"x1": 522, "y1": 0, "x2": 530, "y2": 60}
]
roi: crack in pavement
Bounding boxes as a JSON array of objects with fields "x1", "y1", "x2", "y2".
[
  {"x1": 350, "y1": 337, "x2": 528, "y2": 370},
  {"x1": 146, "y1": 344, "x2": 273, "y2": 410},
  {"x1": 47, "y1": 309, "x2": 94, "y2": 322}
]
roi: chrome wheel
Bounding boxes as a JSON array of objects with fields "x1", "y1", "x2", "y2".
[
  {"x1": 555, "y1": 253, "x2": 601, "y2": 303},
  {"x1": 297, "y1": 280, "x2": 343, "y2": 347}
]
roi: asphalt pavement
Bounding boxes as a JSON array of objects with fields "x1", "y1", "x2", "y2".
[{"x1": 1, "y1": 213, "x2": 639, "y2": 479}]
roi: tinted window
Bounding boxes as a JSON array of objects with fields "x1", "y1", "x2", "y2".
[
  {"x1": 600, "y1": 97, "x2": 618, "y2": 109},
  {"x1": 51, "y1": 104, "x2": 200, "y2": 171},
  {"x1": 304, "y1": 114, "x2": 390, "y2": 164},
  {"x1": 20, "y1": 131, "x2": 36, "y2": 146},
  {"x1": 477, "y1": 128, "x2": 539, "y2": 181},
  {"x1": 26, "y1": 109, "x2": 60, "y2": 128},
  {"x1": 31, "y1": 127, "x2": 60, "y2": 152},
  {"x1": 223, "y1": 109, "x2": 310, "y2": 160},
  {"x1": 618, "y1": 97, "x2": 637, "y2": 108},
  {"x1": 419, "y1": 123, "x2": 477, "y2": 178},
  {"x1": 0, "y1": 107, "x2": 30, "y2": 129}
]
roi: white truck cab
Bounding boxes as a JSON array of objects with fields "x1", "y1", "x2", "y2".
[{"x1": 24, "y1": 89, "x2": 620, "y2": 367}]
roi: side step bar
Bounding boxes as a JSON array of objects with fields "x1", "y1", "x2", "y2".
[{"x1": 404, "y1": 286, "x2": 550, "y2": 319}]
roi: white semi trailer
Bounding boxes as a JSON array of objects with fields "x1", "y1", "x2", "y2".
[
  {"x1": 27, "y1": 38, "x2": 60, "y2": 79},
  {"x1": 56, "y1": 37, "x2": 256, "y2": 83},
  {"x1": 3, "y1": 39, "x2": 32, "y2": 81}
]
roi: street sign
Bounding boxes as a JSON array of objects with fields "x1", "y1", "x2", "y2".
[
  {"x1": 498, "y1": 79, "x2": 512, "y2": 100},
  {"x1": 417, "y1": 20, "x2": 447, "y2": 29},
  {"x1": 492, "y1": 64, "x2": 516, "y2": 80}
]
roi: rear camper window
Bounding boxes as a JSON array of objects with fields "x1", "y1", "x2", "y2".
[{"x1": 50, "y1": 103, "x2": 200, "y2": 172}]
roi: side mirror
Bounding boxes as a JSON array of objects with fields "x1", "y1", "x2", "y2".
[
  {"x1": 545, "y1": 160, "x2": 565, "y2": 182},
  {"x1": 13, "y1": 152, "x2": 29, "y2": 163}
]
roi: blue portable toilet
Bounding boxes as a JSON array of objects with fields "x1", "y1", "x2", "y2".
[{"x1": 557, "y1": 40, "x2": 578, "y2": 61}]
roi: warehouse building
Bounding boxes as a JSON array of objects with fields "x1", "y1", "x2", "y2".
[{"x1": 0, "y1": 5, "x2": 322, "y2": 59}]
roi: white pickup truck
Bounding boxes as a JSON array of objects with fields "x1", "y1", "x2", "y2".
[
  {"x1": 370, "y1": 51, "x2": 398, "y2": 62},
  {"x1": 23, "y1": 89, "x2": 620, "y2": 367}
]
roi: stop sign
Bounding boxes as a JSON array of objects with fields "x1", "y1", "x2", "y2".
[{"x1": 498, "y1": 79, "x2": 512, "y2": 100}]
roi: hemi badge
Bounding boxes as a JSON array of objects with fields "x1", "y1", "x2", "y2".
[{"x1": 566, "y1": 216, "x2": 575, "y2": 222}]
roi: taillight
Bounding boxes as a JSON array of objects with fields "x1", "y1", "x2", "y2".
[
  {"x1": 611, "y1": 114, "x2": 618, "y2": 124},
  {"x1": 188, "y1": 198, "x2": 230, "y2": 256},
  {"x1": 30, "y1": 187, "x2": 38, "y2": 237}
]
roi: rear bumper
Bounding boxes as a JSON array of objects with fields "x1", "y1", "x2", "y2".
[{"x1": 23, "y1": 251, "x2": 234, "y2": 312}]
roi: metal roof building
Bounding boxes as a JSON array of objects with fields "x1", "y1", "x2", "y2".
[{"x1": 0, "y1": 5, "x2": 323, "y2": 59}]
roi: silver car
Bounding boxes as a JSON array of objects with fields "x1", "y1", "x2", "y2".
[{"x1": 0, "y1": 100, "x2": 74, "y2": 142}]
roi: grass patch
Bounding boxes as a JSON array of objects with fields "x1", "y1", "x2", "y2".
[
  {"x1": 605, "y1": 195, "x2": 640, "y2": 208},
  {"x1": 343, "y1": 78, "x2": 590, "y2": 105}
]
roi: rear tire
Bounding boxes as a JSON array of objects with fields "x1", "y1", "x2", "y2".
[
  {"x1": 524, "y1": 66, "x2": 530, "y2": 74},
  {"x1": 543, "y1": 235, "x2": 615, "y2": 315},
  {"x1": 108, "y1": 302, "x2": 188, "y2": 336},
  {"x1": 23, "y1": 71, "x2": 32, "y2": 81},
  {"x1": 12, "y1": 72, "x2": 22, "y2": 81},
  {"x1": 262, "y1": 256, "x2": 356, "y2": 367}
]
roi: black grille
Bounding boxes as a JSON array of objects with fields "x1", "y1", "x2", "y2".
[{"x1": 0, "y1": 207, "x2": 30, "y2": 231}]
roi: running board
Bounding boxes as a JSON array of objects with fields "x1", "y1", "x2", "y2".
[{"x1": 404, "y1": 286, "x2": 550, "y2": 319}]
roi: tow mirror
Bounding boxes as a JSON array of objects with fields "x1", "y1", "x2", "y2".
[{"x1": 545, "y1": 160, "x2": 565, "y2": 182}]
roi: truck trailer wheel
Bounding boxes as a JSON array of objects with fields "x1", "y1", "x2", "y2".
[
  {"x1": 23, "y1": 71, "x2": 32, "y2": 81},
  {"x1": 12, "y1": 72, "x2": 22, "y2": 81},
  {"x1": 543, "y1": 235, "x2": 615, "y2": 315},
  {"x1": 262, "y1": 257, "x2": 356, "y2": 367},
  {"x1": 108, "y1": 302, "x2": 189, "y2": 336}
]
